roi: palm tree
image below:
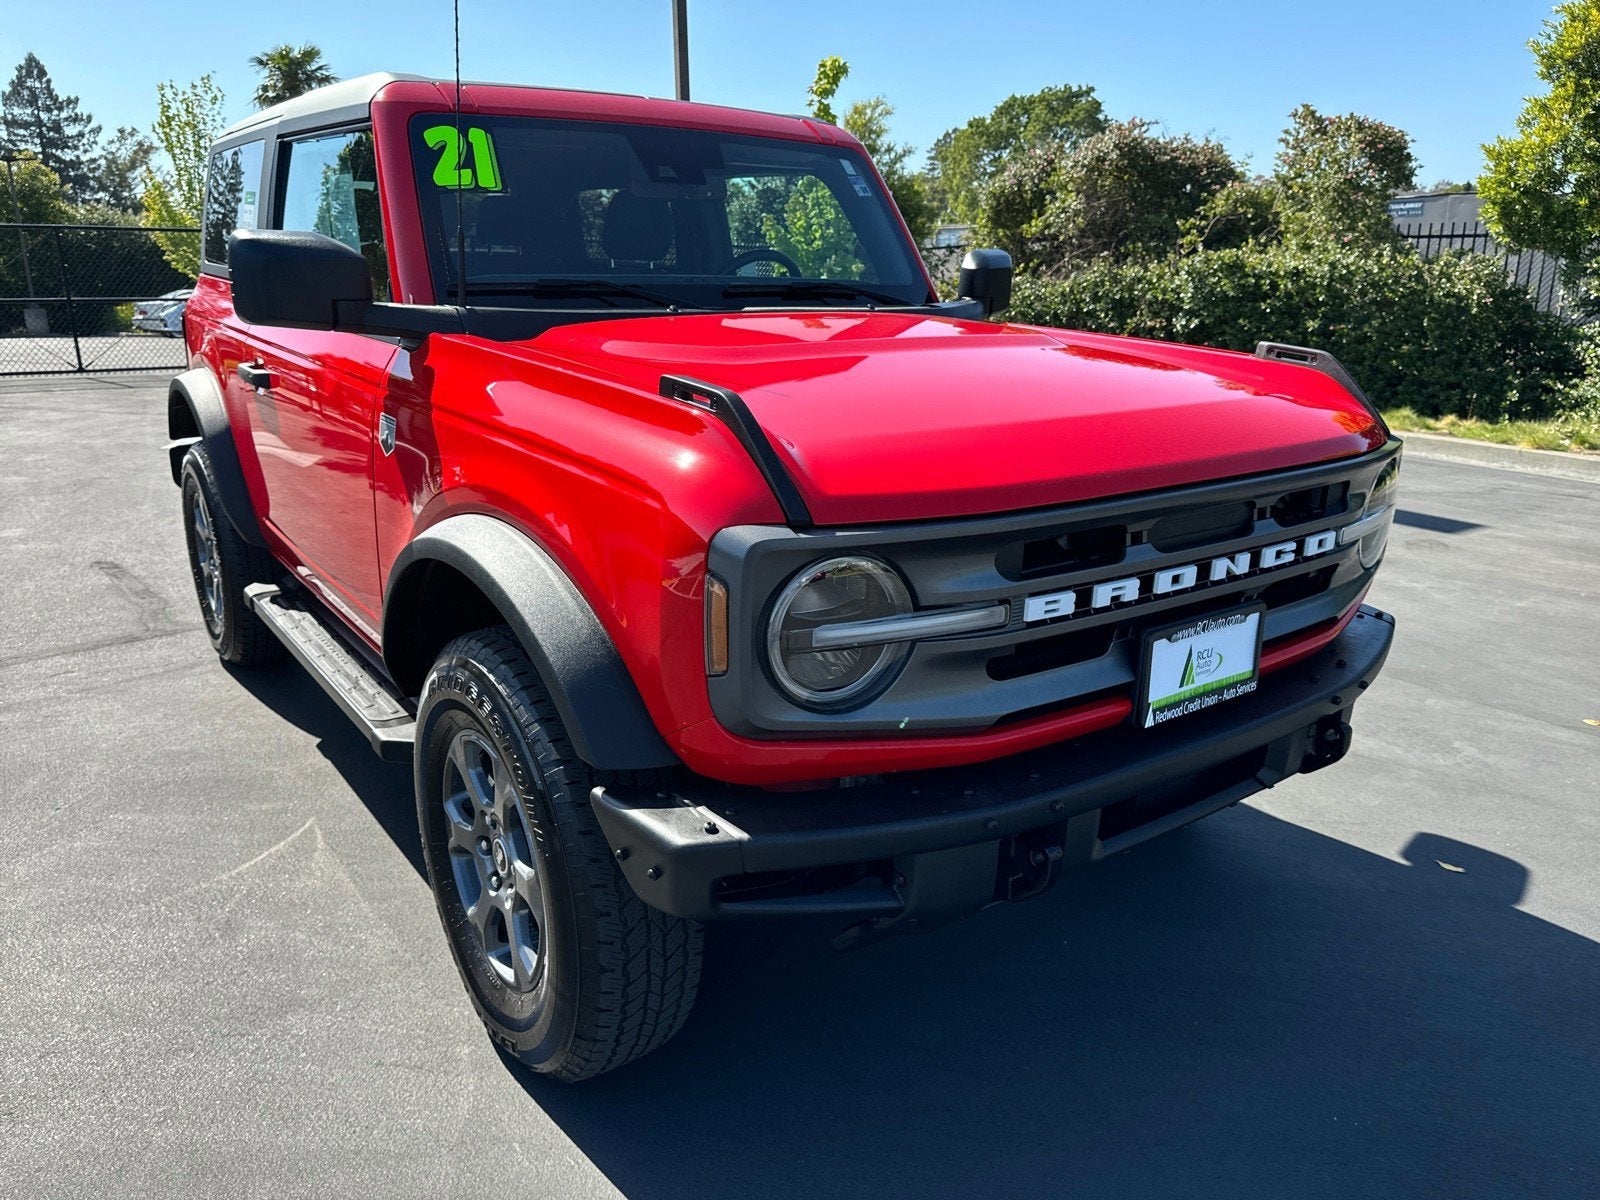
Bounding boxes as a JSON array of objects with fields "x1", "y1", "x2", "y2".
[{"x1": 249, "y1": 44, "x2": 338, "y2": 109}]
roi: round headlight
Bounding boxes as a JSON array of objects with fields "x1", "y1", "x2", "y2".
[
  {"x1": 1358, "y1": 456, "x2": 1400, "y2": 568},
  {"x1": 766, "y1": 557, "x2": 913, "y2": 709}
]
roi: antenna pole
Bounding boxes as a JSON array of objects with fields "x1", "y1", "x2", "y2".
[
  {"x1": 672, "y1": 0, "x2": 690, "y2": 100},
  {"x1": 453, "y1": 0, "x2": 467, "y2": 308}
]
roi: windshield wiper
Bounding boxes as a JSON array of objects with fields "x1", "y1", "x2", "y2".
[
  {"x1": 721, "y1": 279, "x2": 916, "y2": 307},
  {"x1": 448, "y1": 278, "x2": 689, "y2": 310}
]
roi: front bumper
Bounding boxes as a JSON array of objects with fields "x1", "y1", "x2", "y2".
[{"x1": 592, "y1": 605, "x2": 1394, "y2": 929}]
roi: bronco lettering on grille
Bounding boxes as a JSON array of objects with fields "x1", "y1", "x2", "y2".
[{"x1": 1021, "y1": 529, "x2": 1338, "y2": 624}]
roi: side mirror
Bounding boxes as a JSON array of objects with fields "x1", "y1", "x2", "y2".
[
  {"x1": 958, "y1": 248, "x2": 1013, "y2": 317},
  {"x1": 229, "y1": 229, "x2": 371, "y2": 330},
  {"x1": 228, "y1": 228, "x2": 462, "y2": 344}
]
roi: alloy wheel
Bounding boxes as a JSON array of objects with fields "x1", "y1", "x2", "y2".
[
  {"x1": 190, "y1": 489, "x2": 223, "y2": 630},
  {"x1": 441, "y1": 729, "x2": 547, "y2": 992}
]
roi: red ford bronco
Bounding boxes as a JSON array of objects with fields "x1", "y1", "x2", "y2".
[{"x1": 167, "y1": 74, "x2": 1398, "y2": 1080}]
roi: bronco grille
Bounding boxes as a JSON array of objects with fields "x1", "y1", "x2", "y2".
[
  {"x1": 706, "y1": 444, "x2": 1398, "y2": 739},
  {"x1": 1147, "y1": 500, "x2": 1254, "y2": 553}
]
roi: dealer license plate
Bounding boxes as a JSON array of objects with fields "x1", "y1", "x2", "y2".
[{"x1": 1139, "y1": 605, "x2": 1265, "y2": 729}]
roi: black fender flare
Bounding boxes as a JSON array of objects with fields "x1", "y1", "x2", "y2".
[
  {"x1": 384, "y1": 513, "x2": 677, "y2": 771},
  {"x1": 166, "y1": 367, "x2": 267, "y2": 547}
]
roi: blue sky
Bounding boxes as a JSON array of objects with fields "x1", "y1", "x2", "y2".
[{"x1": 2, "y1": 0, "x2": 1557, "y2": 186}]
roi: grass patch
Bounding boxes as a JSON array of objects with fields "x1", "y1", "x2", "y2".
[{"x1": 1382, "y1": 407, "x2": 1600, "y2": 454}]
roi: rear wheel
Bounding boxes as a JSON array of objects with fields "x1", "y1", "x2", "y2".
[
  {"x1": 179, "y1": 444, "x2": 283, "y2": 666},
  {"x1": 415, "y1": 626, "x2": 702, "y2": 1081}
]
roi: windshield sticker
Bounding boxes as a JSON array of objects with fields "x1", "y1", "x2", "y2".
[
  {"x1": 422, "y1": 125, "x2": 503, "y2": 190},
  {"x1": 849, "y1": 176, "x2": 872, "y2": 197}
]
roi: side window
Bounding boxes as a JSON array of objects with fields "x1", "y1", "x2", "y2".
[
  {"x1": 279, "y1": 130, "x2": 390, "y2": 301},
  {"x1": 202, "y1": 140, "x2": 265, "y2": 268}
]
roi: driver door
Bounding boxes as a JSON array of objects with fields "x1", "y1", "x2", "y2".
[{"x1": 238, "y1": 128, "x2": 396, "y2": 635}]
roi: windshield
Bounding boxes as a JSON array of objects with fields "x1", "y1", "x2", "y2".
[{"x1": 409, "y1": 114, "x2": 932, "y2": 310}]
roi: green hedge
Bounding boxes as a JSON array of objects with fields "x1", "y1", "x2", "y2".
[{"x1": 1006, "y1": 244, "x2": 1583, "y2": 421}]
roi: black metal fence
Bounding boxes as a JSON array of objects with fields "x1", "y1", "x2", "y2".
[
  {"x1": 1393, "y1": 220, "x2": 1571, "y2": 317},
  {"x1": 0, "y1": 222, "x2": 200, "y2": 376}
]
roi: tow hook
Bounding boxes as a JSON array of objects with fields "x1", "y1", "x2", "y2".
[
  {"x1": 1003, "y1": 833, "x2": 1064, "y2": 902},
  {"x1": 1302, "y1": 715, "x2": 1353, "y2": 773}
]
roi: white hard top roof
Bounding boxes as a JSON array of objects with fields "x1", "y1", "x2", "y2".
[{"x1": 217, "y1": 73, "x2": 429, "y2": 142}]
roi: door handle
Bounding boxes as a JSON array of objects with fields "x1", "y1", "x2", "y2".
[{"x1": 238, "y1": 362, "x2": 272, "y2": 391}]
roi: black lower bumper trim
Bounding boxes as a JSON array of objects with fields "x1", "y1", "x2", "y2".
[{"x1": 592, "y1": 606, "x2": 1394, "y2": 921}]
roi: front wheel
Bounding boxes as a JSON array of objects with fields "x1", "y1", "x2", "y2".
[
  {"x1": 179, "y1": 444, "x2": 283, "y2": 666},
  {"x1": 415, "y1": 627, "x2": 702, "y2": 1081}
]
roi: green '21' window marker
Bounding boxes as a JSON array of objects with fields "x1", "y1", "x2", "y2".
[{"x1": 422, "y1": 125, "x2": 502, "y2": 190}]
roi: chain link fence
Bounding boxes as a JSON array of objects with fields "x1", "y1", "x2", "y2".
[
  {"x1": 0, "y1": 223, "x2": 200, "y2": 376},
  {"x1": 920, "y1": 237, "x2": 970, "y2": 294}
]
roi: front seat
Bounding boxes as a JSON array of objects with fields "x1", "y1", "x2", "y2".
[
  {"x1": 601, "y1": 193, "x2": 674, "y2": 268},
  {"x1": 472, "y1": 194, "x2": 588, "y2": 274}
]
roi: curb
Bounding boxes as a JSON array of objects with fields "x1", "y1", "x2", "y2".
[{"x1": 1397, "y1": 430, "x2": 1600, "y2": 484}]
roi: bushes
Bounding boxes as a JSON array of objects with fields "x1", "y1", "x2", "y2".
[
  {"x1": 1274, "y1": 105, "x2": 1416, "y2": 247},
  {"x1": 1007, "y1": 243, "x2": 1583, "y2": 421},
  {"x1": 979, "y1": 120, "x2": 1240, "y2": 274},
  {"x1": 983, "y1": 101, "x2": 1590, "y2": 424}
]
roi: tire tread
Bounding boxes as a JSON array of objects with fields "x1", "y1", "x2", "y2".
[
  {"x1": 181, "y1": 443, "x2": 284, "y2": 667},
  {"x1": 440, "y1": 626, "x2": 701, "y2": 1081}
]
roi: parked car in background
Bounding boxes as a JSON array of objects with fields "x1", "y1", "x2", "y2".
[{"x1": 132, "y1": 289, "x2": 192, "y2": 336}]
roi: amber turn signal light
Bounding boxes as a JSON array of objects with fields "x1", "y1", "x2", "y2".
[{"x1": 705, "y1": 574, "x2": 729, "y2": 676}]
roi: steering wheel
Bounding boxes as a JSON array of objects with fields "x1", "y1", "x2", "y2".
[{"x1": 722, "y1": 247, "x2": 803, "y2": 278}]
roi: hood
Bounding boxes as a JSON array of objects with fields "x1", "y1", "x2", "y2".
[{"x1": 524, "y1": 311, "x2": 1387, "y2": 525}]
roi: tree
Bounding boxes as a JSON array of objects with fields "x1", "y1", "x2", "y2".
[
  {"x1": 1178, "y1": 177, "x2": 1283, "y2": 254},
  {"x1": 1481, "y1": 1, "x2": 1600, "y2": 292},
  {"x1": 1274, "y1": 103, "x2": 1415, "y2": 246},
  {"x1": 93, "y1": 126, "x2": 157, "y2": 212},
  {"x1": 979, "y1": 120, "x2": 1240, "y2": 274},
  {"x1": 1, "y1": 53, "x2": 101, "y2": 198},
  {"x1": 761, "y1": 181, "x2": 861, "y2": 278},
  {"x1": 0, "y1": 153, "x2": 70, "y2": 225},
  {"x1": 0, "y1": 156, "x2": 69, "y2": 331},
  {"x1": 142, "y1": 75, "x2": 227, "y2": 277},
  {"x1": 803, "y1": 58, "x2": 937, "y2": 241},
  {"x1": 249, "y1": 43, "x2": 337, "y2": 109},
  {"x1": 806, "y1": 56, "x2": 849, "y2": 126},
  {"x1": 926, "y1": 84, "x2": 1107, "y2": 224},
  {"x1": 976, "y1": 139, "x2": 1068, "y2": 266},
  {"x1": 843, "y1": 96, "x2": 937, "y2": 241}
]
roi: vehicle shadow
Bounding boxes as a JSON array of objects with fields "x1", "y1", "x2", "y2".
[
  {"x1": 222, "y1": 665, "x2": 1600, "y2": 1197},
  {"x1": 512, "y1": 810, "x2": 1600, "y2": 1199},
  {"x1": 223, "y1": 660, "x2": 423, "y2": 875}
]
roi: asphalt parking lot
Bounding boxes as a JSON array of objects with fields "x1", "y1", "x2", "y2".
[{"x1": 2, "y1": 374, "x2": 1597, "y2": 1199}]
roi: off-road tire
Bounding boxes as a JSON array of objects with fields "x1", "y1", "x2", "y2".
[
  {"x1": 415, "y1": 626, "x2": 702, "y2": 1081},
  {"x1": 179, "y1": 443, "x2": 284, "y2": 667}
]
